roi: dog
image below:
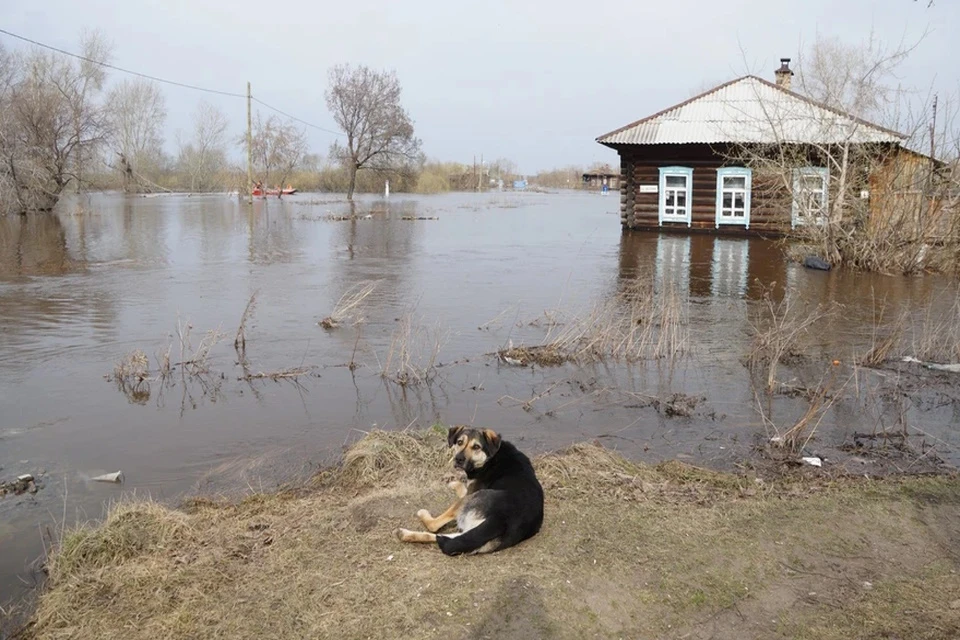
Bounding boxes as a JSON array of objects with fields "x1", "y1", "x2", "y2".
[{"x1": 394, "y1": 426, "x2": 544, "y2": 556}]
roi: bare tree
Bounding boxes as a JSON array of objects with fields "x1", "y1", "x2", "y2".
[
  {"x1": 246, "y1": 113, "x2": 307, "y2": 191},
  {"x1": 107, "y1": 78, "x2": 167, "y2": 192},
  {"x1": 728, "y1": 33, "x2": 960, "y2": 273},
  {"x1": 325, "y1": 64, "x2": 422, "y2": 200},
  {"x1": 177, "y1": 101, "x2": 229, "y2": 191},
  {"x1": 0, "y1": 33, "x2": 112, "y2": 213},
  {"x1": 72, "y1": 28, "x2": 112, "y2": 192}
]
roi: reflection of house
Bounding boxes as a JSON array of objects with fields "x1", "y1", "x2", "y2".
[
  {"x1": 710, "y1": 238, "x2": 749, "y2": 298},
  {"x1": 654, "y1": 235, "x2": 690, "y2": 292},
  {"x1": 596, "y1": 58, "x2": 937, "y2": 235},
  {"x1": 618, "y1": 232, "x2": 786, "y2": 301},
  {"x1": 582, "y1": 168, "x2": 620, "y2": 190}
]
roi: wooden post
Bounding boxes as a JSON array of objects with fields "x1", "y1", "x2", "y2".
[{"x1": 246, "y1": 81, "x2": 253, "y2": 205}]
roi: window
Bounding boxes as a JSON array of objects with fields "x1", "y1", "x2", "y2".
[
  {"x1": 792, "y1": 167, "x2": 829, "y2": 227},
  {"x1": 715, "y1": 167, "x2": 752, "y2": 228},
  {"x1": 658, "y1": 167, "x2": 693, "y2": 226}
]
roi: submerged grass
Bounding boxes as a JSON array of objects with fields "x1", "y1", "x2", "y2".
[
  {"x1": 499, "y1": 281, "x2": 690, "y2": 367},
  {"x1": 318, "y1": 280, "x2": 379, "y2": 330},
  {"x1": 23, "y1": 430, "x2": 960, "y2": 640}
]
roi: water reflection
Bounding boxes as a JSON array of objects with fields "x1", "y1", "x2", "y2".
[
  {"x1": 0, "y1": 214, "x2": 76, "y2": 278},
  {"x1": 617, "y1": 231, "x2": 787, "y2": 301}
]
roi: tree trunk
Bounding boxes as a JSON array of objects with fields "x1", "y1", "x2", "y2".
[{"x1": 347, "y1": 163, "x2": 358, "y2": 201}]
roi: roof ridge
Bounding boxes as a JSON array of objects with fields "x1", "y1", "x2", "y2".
[
  {"x1": 743, "y1": 74, "x2": 907, "y2": 140},
  {"x1": 595, "y1": 76, "x2": 753, "y2": 143},
  {"x1": 597, "y1": 75, "x2": 907, "y2": 145}
]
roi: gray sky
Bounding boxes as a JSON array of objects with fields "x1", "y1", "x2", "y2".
[{"x1": 4, "y1": 0, "x2": 956, "y2": 173}]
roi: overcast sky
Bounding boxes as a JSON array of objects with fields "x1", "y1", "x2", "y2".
[{"x1": 4, "y1": 0, "x2": 956, "y2": 173}]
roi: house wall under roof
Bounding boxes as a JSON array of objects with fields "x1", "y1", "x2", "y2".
[{"x1": 615, "y1": 143, "x2": 793, "y2": 235}]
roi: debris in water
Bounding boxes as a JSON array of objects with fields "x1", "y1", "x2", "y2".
[
  {"x1": 1, "y1": 473, "x2": 38, "y2": 497},
  {"x1": 92, "y1": 471, "x2": 124, "y2": 483},
  {"x1": 901, "y1": 356, "x2": 960, "y2": 373}
]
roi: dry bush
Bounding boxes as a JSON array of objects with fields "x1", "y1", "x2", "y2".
[
  {"x1": 498, "y1": 281, "x2": 689, "y2": 366},
  {"x1": 319, "y1": 280, "x2": 379, "y2": 330},
  {"x1": 176, "y1": 318, "x2": 226, "y2": 376},
  {"x1": 758, "y1": 367, "x2": 845, "y2": 453},
  {"x1": 379, "y1": 314, "x2": 448, "y2": 385},
  {"x1": 109, "y1": 350, "x2": 151, "y2": 400},
  {"x1": 747, "y1": 291, "x2": 830, "y2": 393}
]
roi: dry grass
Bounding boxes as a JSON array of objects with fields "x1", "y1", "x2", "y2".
[
  {"x1": 379, "y1": 314, "x2": 448, "y2": 385},
  {"x1": 757, "y1": 367, "x2": 846, "y2": 453},
  {"x1": 108, "y1": 349, "x2": 151, "y2": 397},
  {"x1": 24, "y1": 429, "x2": 960, "y2": 640},
  {"x1": 747, "y1": 290, "x2": 831, "y2": 393},
  {"x1": 855, "y1": 288, "x2": 960, "y2": 367},
  {"x1": 859, "y1": 306, "x2": 909, "y2": 368},
  {"x1": 106, "y1": 317, "x2": 229, "y2": 407},
  {"x1": 498, "y1": 281, "x2": 689, "y2": 367},
  {"x1": 908, "y1": 290, "x2": 960, "y2": 364},
  {"x1": 239, "y1": 367, "x2": 314, "y2": 382},
  {"x1": 234, "y1": 291, "x2": 259, "y2": 357},
  {"x1": 319, "y1": 280, "x2": 379, "y2": 330},
  {"x1": 175, "y1": 318, "x2": 226, "y2": 376}
]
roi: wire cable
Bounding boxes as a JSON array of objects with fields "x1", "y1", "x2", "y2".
[
  {"x1": 0, "y1": 27, "x2": 344, "y2": 135},
  {"x1": 0, "y1": 27, "x2": 247, "y2": 98},
  {"x1": 251, "y1": 97, "x2": 343, "y2": 136}
]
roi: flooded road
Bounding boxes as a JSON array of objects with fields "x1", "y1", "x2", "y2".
[{"x1": 1, "y1": 191, "x2": 958, "y2": 610}]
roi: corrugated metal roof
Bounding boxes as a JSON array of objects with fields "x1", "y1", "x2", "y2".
[{"x1": 597, "y1": 76, "x2": 905, "y2": 147}]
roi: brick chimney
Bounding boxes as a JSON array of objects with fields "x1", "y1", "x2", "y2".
[{"x1": 775, "y1": 58, "x2": 794, "y2": 90}]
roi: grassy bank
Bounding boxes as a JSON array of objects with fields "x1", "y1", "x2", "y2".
[{"x1": 21, "y1": 429, "x2": 960, "y2": 639}]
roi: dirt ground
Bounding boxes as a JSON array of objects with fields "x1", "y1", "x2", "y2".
[{"x1": 17, "y1": 428, "x2": 960, "y2": 640}]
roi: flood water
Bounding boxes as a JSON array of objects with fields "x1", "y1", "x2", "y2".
[{"x1": 1, "y1": 191, "x2": 958, "y2": 611}]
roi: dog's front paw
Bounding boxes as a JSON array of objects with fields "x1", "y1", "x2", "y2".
[
  {"x1": 416, "y1": 509, "x2": 432, "y2": 523},
  {"x1": 394, "y1": 528, "x2": 409, "y2": 541}
]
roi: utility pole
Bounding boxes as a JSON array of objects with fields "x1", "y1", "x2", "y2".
[
  {"x1": 478, "y1": 153, "x2": 483, "y2": 192},
  {"x1": 246, "y1": 81, "x2": 253, "y2": 205}
]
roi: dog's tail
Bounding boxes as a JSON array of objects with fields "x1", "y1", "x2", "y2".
[{"x1": 436, "y1": 520, "x2": 502, "y2": 556}]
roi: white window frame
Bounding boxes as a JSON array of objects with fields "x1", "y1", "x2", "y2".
[
  {"x1": 658, "y1": 166, "x2": 693, "y2": 227},
  {"x1": 715, "y1": 167, "x2": 752, "y2": 229},
  {"x1": 791, "y1": 167, "x2": 829, "y2": 228}
]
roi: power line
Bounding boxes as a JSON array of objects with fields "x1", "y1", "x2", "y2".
[
  {"x1": 0, "y1": 27, "x2": 344, "y2": 136},
  {"x1": 0, "y1": 27, "x2": 246, "y2": 98},
  {"x1": 251, "y1": 97, "x2": 343, "y2": 137}
]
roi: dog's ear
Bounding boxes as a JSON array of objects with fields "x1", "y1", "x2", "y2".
[
  {"x1": 481, "y1": 429, "x2": 502, "y2": 456},
  {"x1": 447, "y1": 425, "x2": 466, "y2": 447}
]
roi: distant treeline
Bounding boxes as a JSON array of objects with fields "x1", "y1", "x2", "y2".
[{"x1": 82, "y1": 159, "x2": 604, "y2": 195}]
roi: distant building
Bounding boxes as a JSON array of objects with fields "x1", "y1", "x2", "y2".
[
  {"x1": 582, "y1": 169, "x2": 620, "y2": 191},
  {"x1": 596, "y1": 58, "x2": 941, "y2": 236}
]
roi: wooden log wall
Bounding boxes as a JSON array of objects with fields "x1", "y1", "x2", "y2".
[{"x1": 616, "y1": 144, "x2": 791, "y2": 236}]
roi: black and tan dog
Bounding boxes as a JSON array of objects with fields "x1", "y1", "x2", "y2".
[{"x1": 394, "y1": 426, "x2": 544, "y2": 555}]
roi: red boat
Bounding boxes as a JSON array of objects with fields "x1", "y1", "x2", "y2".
[{"x1": 252, "y1": 184, "x2": 297, "y2": 197}]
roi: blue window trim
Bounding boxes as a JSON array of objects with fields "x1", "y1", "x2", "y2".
[
  {"x1": 658, "y1": 166, "x2": 693, "y2": 227},
  {"x1": 715, "y1": 167, "x2": 752, "y2": 229},
  {"x1": 791, "y1": 167, "x2": 829, "y2": 228}
]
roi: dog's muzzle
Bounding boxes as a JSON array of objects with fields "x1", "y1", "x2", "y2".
[{"x1": 454, "y1": 454, "x2": 466, "y2": 470}]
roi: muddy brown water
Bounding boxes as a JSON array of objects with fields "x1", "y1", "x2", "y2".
[{"x1": 1, "y1": 190, "x2": 958, "y2": 612}]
